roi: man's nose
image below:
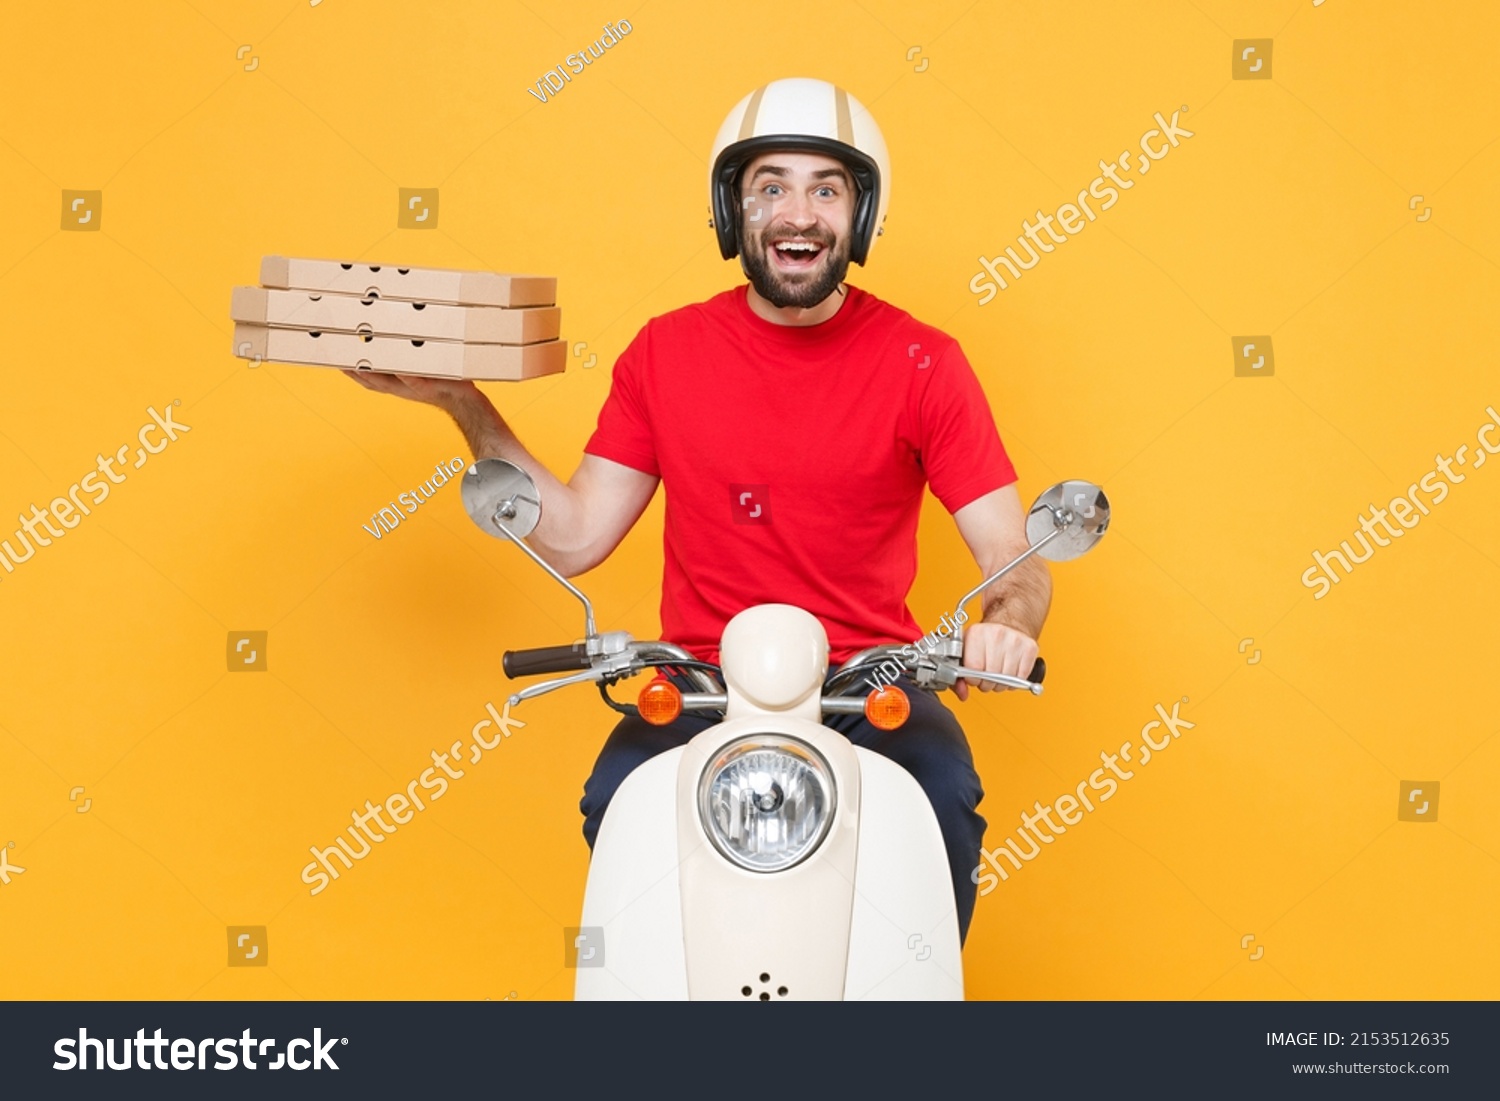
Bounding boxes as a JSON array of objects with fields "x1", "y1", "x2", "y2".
[{"x1": 781, "y1": 189, "x2": 818, "y2": 227}]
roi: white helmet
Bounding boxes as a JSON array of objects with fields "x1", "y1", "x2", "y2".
[{"x1": 708, "y1": 77, "x2": 891, "y2": 266}]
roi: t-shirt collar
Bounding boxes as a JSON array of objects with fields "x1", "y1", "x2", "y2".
[{"x1": 733, "y1": 282, "x2": 862, "y2": 344}]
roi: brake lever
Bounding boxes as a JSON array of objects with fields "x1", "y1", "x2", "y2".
[
  {"x1": 951, "y1": 665, "x2": 1044, "y2": 696},
  {"x1": 507, "y1": 667, "x2": 614, "y2": 707}
]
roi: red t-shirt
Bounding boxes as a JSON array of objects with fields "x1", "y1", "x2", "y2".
[{"x1": 583, "y1": 283, "x2": 1017, "y2": 666}]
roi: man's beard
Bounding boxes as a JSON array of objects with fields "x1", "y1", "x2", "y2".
[{"x1": 740, "y1": 225, "x2": 852, "y2": 309}]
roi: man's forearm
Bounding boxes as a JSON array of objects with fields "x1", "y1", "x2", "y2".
[
  {"x1": 437, "y1": 389, "x2": 583, "y2": 566},
  {"x1": 441, "y1": 388, "x2": 521, "y2": 464},
  {"x1": 979, "y1": 555, "x2": 1051, "y2": 639}
]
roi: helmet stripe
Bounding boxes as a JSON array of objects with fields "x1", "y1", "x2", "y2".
[
  {"x1": 834, "y1": 86, "x2": 853, "y2": 145},
  {"x1": 738, "y1": 84, "x2": 768, "y2": 141}
]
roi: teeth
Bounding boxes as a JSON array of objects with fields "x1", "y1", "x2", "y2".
[{"x1": 775, "y1": 241, "x2": 819, "y2": 252}]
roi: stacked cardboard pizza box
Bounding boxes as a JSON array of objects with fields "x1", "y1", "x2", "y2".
[{"x1": 230, "y1": 257, "x2": 564, "y2": 380}]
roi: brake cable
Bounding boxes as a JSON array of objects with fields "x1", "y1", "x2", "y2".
[{"x1": 596, "y1": 660, "x2": 726, "y2": 719}]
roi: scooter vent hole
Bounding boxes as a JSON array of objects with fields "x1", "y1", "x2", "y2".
[{"x1": 744, "y1": 972, "x2": 787, "y2": 1000}]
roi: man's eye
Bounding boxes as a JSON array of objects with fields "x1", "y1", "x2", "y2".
[
  {"x1": 817, "y1": 187, "x2": 835, "y2": 198},
  {"x1": 763, "y1": 185, "x2": 783, "y2": 196}
]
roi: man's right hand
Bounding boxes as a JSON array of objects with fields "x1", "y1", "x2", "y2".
[{"x1": 340, "y1": 368, "x2": 479, "y2": 412}]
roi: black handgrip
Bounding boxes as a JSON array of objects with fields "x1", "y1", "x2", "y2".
[
  {"x1": 502, "y1": 643, "x2": 592, "y2": 678},
  {"x1": 1029, "y1": 657, "x2": 1046, "y2": 685}
]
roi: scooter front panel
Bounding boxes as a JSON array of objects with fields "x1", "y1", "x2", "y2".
[{"x1": 577, "y1": 718, "x2": 965, "y2": 1000}]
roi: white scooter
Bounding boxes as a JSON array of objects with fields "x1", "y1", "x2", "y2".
[{"x1": 462, "y1": 460, "x2": 1109, "y2": 1000}]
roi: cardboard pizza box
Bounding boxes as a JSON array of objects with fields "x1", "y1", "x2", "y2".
[
  {"x1": 260, "y1": 256, "x2": 555, "y2": 307},
  {"x1": 232, "y1": 324, "x2": 566, "y2": 381},
  {"x1": 229, "y1": 286, "x2": 560, "y2": 344}
]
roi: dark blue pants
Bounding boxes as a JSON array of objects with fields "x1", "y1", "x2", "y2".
[{"x1": 580, "y1": 669, "x2": 988, "y2": 944}]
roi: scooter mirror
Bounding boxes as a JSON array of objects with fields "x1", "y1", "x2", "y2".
[
  {"x1": 1026, "y1": 481, "x2": 1110, "y2": 562},
  {"x1": 460, "y1": 458, "x2": 600, "y2": 638},
  {"x1": 461, "y1": 458, "x2": 542, "y2": 540}
]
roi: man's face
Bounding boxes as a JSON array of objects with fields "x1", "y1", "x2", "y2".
[{"x1": 737, "y1": 151, "x2": 857, "y2": 309}]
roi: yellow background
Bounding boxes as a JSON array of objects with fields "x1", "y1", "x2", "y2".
[{"x1": 1, "y1": 0, "x2": 1496, "y2": 1001}]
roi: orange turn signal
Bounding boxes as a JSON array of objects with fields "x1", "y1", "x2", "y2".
[
  {"x1": 864, "y1": 684, "x2": 910, "y2": 731},
  {"x1": 638, "y1": 676, "x2": 683, "y2": 726}
]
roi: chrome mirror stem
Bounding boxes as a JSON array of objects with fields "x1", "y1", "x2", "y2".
[
  {"x1": 492, "y1": 515, "x2": 598, "y2": 639},
  {"x1": 953, "y1": 526, "x2": 1064, "y2": 635}
]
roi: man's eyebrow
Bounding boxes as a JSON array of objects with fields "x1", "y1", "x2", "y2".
[{"x1": 746, "y1": 165, "x2": 851, "y2": 185}]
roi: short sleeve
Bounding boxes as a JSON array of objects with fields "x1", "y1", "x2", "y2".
[
  {"x1": 583, "y1": 321, "x2": 660, "y2": 477},
  {"x1": 915, "y1": 340, "x2": 1018, "y2": 513}
]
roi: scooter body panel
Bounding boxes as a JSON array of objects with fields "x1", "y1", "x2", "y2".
[
  {"x1": 574, "y1": 748, "x2": 689, "y2": 1000},
  {"x1": 844, "y1": 748, "x2": 964, "y2": 999},
  {"x1": 576, "y1": 723, "x2": 964, "y2": 1000}
]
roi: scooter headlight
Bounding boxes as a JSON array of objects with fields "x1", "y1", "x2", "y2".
[{"x1": 698, "y1": 736, "x2": 836, "y2": 873}]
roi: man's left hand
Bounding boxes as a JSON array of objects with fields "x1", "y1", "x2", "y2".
[{"x1": 954, "y1": 622, "x2": 1040, "y2": 701}]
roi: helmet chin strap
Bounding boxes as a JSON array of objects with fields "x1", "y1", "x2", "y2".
[{"x1": 746, "y1": 279, "x2": 848, "y2": 312}]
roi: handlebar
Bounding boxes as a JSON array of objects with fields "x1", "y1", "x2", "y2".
[
  {"x1": 502, "y1": 642, "x2": 593, "y2": 678},
  {"x1": 502, "y1": 638, "x2": 1045, "y2": 701}
]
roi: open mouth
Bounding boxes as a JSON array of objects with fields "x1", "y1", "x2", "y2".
[{"x1": 769, "y1": 238, "x2": 826, "y2": 271}]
